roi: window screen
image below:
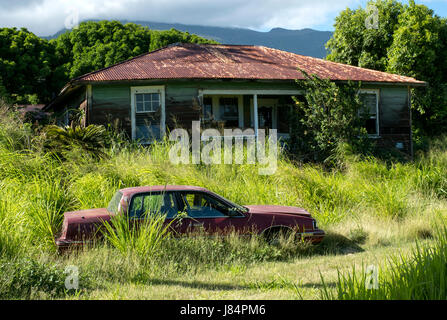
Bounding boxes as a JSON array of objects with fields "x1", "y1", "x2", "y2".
[
  {"x1": 203, "y1": 97, "x2": 213, "y2": 120},
  {"x1": 359, "y1": 92, "x2": 379, "y2": 135}
]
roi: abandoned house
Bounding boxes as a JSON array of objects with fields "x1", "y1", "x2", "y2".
[{"x1": 44, "y1": 43, "x2": 426, "y2": 155}]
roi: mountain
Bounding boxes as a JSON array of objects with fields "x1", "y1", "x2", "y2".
[{"x1": 43, "y1": 20, "x2": 333, "y2": 58}]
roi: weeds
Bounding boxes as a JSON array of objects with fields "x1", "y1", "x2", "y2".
[
  {"x1": 1, "y1": 106, "x2": 447, "y2": 299},
  {"x1": 101, "y1": 212, "x2": 173, "y2": 264},
  {"x1": 320, "y1": 228, "x2": 447, "y2": 300}
]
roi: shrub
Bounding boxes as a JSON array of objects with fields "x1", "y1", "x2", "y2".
[
  {"x1": 290, "y1": 70, "x2": 372, "y2": 165},
  {"x1": 0, "y1": 258, "x2": 67, "y2": 299},
  {"x1": 42, "y1": 124, "x2": 109, "y2": 160}
]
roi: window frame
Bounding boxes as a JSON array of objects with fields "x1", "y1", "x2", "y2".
[
  {"x1": 358, "y1": 89, "x2": 380, "y2": 137},
  {"x1": 135, "y1": 92, "x2": 160, "y2": 113},
  {"x1": 130, "y1": 85, "x2": 166, "y2": 142},
  {"x1": 201, "y1": 96, "x2": 214, "y2": 121},
  {"x1": 127, "y1": 191, "x2": 180, "y2": 220},
  {"x1": 176, "y1": 191, "x2": 245, "y2": 219},
  {"x1": 219, "y1": 97, "x2": 239, "y2": 120}
]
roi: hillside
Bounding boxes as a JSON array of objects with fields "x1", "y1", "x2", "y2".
[{"x1": 43, "y1": 20, "x2": 333, "y2": 58}]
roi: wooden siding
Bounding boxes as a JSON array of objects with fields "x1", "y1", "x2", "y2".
[
  {"x1": 361, "y1": 84, "x2": 412, "y2": 154},
  {"x1": 91, "y1": 84, "x2": 131, "y2": 137},
  {"x1": 82, "y1": 80, "x2": 412, "y2": 155},
  {"x1": 165, "y1": 83, "x2": 200, "y2": 132}
]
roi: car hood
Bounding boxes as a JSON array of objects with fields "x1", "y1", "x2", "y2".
[{"x1": 244, "y1": 205, "x2": 311, "y2": 217}]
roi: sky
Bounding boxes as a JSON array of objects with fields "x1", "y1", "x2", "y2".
[{"x1": 0, "y1": 0, "x2": 446, "y2": 36}]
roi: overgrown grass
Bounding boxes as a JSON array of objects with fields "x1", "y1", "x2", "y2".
[
  {"x1": 101, "y1": 211, "x2": 173, "y2": 264},
  {"x1": 320, "y1": 228, "x2": 447, "y2": 300},
  {"x1": 1, "y1": 105, "x2": 447, "y2": 299}
]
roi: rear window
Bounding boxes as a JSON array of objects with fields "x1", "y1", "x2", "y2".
[{"x1": 107, "y1": 191, "x2": 123, "y2": 214}]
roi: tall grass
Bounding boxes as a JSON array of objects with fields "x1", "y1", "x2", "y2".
[
  {"x1": 320, "y1": 228, "x2": 447, "y2": 300},
  {"x1": 1, "y1": 105, "x2": 447, "y2": 299},
  {"x1": 101, "y1": 212, "x2": 173, "y2": 264}
]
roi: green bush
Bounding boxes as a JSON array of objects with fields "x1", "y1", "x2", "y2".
[
  {"x1": 290, "y1": 70, "x2": 372, "y2": 165},
  {"x1": 0, "y1": 258, "x2": 67, "y2": 299}
]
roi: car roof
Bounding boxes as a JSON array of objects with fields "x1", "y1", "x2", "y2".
[{"x1": 118, "y1": 185, "x2": 210, "y2": 196}]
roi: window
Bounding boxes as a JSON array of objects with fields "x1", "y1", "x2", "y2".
[
  {"x1": 129, "y1": 193, "x2": 178, "y2": 219},
  {"x1": 136, "y1": 93, "x2": 160, "y2": 113},
  {"x1": 179, "y1": 192, "x2": 232, "y2": 218},
  {"x1": 359, "y1": 90, "x2": 379, "y2": 136},
  {"x1": 131, "y1": 86, "x2": 165, "y2": 143},
  {"x1": 219, "y1": 97, "x2": 239, "y2": 127},
  {"x1": 107, "y1": 191, "x2": 123, "y2": 215},
  {"x1": 202, "y1": 97, "x2": 213, "y2": 120}
]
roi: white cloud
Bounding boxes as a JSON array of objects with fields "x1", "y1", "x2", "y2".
[{"x1": 0, "y1": 0, "x2": 357, "y2": 36}]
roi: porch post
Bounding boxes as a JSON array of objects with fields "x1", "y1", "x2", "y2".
[
  {"x1": 253, "y1": 94, "x2": 258, "y2": 137},
  {"x1": 160, "y1": 88, "x2": 166, "y2": 139}
]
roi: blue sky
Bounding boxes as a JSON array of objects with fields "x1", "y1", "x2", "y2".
[{"x1": 0, "y1": 0, "x2": 445, "y2": 36}]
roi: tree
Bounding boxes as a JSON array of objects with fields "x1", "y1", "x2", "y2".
[
  {"x1": 53, "y1": 21, "x2": 153, "y2": 80},
  {"x1": 327, "y1": 0, "x2": 403, "y2": 71},
  {"x1": 290, "y1": 70, "x2": 370, "y2": 164},
  {"x1": 387, "y1": 1, "x2": 447, "y2": 134},
  {"x1": 0, "y1": 27, "x2": 61, "y2": 104},
  {"x1": 0, "y1": 21, "x2": 218, "y2": 105},
  {"x1": 326, "y1": 0, "x2": 447, "y2": 136},
  {"x1": 149, "y1": 28, "x2": 217, "y2": 52}
]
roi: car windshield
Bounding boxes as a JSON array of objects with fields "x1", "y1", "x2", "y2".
[{"x1": 107, "y1": 191, "x2": 123, "y2": 214}]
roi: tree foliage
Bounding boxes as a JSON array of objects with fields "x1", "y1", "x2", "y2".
[
  {"x1": 149, "y1": 28, "x2": 216, "y2": 52},
  {"x1": 387, "y1": 3, "x2": 447, "y2": 134},
  {"x1": 326, "y1": 0, "x2": 447, "y2": 135},
  {"x1": 290, "y1": 70, "x2": 371, "y2": 164},
  {"x1": 0, "y1": 21, "x2": 216, "y2": 105},
  {"x1": 0, "y1": 27, "x2": 60, "y2": 104}
]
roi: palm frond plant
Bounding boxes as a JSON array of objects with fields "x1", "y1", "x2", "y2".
[{"x1": 42, "y1": 124, "x2": 109, "y2": 160}]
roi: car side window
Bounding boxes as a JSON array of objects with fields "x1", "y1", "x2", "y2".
[
  {"x1": 180, "y1": 192, "x2": 230, "y2": 218},
  {"x1": 129, "y1": 192, "x2": 178, "y2": 219}
]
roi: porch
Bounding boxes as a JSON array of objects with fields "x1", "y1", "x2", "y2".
[{"x1": 131, "y1": 87, "x2": 303, "y2": 143}]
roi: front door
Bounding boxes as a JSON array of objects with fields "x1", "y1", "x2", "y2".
[{"x1": 257, "y1": 98, "x2": 276, "y2": 134}]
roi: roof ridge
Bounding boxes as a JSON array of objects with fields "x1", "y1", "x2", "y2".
[
  {"x1": 72, "y1": 43, "x2": 266, "y2": 82},
  {"x1": 261, "y1": 46, "x2": 420, "y2": 82},
  {"x1": 68, "y1": 42, "x2": 424, "y2": 85},
  {"x1": 71, "y1": 43, "x2": 179, "y2": 82}
]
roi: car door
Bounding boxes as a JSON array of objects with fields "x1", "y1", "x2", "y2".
[
  {"x1": 175, "y1": 191, "x2": 248, "y2": 235},
  {"x1": 127, "y1": 191, "x2": 181, "y2": 233}
]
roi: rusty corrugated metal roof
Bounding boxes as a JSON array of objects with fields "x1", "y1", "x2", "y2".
[{"x1": 73, "y1": 43, "x2": 425, "y2": 85}]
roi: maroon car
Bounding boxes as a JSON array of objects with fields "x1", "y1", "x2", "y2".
[{"x1": 55, "y1": 185, "x2": 325, "y2": 250}]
